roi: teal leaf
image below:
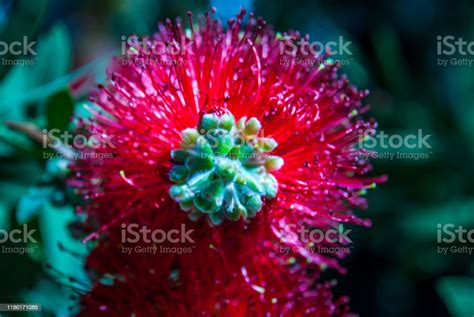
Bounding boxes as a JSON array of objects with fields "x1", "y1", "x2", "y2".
[
  {"x1": 16, "y1": 186, "x2": 52, "y2": 224},
  {"x1": 437, "y1": 277, "x2": 474, "y2": 317},
  {"x1": 39, "y1": 203, "x2": 89, "y2": 279},
  {"x1": 31, "y1": 24, "x2": 72, "y2": 86},
  {"x1": 0, "y1": 23, "x2": 72, "y2": 121}
]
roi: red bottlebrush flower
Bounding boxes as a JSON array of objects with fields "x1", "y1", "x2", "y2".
[{"x1": 71, "y1": 8, "x2": 386, "y2": 317}]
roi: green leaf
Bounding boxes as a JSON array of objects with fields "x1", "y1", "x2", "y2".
[
  {"x1": 46, "y1": 89, "x2": 74, "y2": 131},
  {"x1": 0, "y1": 23, "x2": 72, "y2": 122}
]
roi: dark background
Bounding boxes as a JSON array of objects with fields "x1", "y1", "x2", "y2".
[{"x1": 0, "y1": 0, "x2": 473, "y2": 316}]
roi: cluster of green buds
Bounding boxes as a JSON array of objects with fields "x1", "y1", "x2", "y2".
[{"x1": 168, "y1": 113, "x2": 284, "y2": 225}]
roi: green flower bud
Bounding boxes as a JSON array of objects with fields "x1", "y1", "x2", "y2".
[
  {"x1": 200, "y1": 113, "x2": 219, "y2": 131},
  {"x1": 169, "y1": 113, "x2": 283, "y2": 224},
  {"x1": 243, "y1": 117, "x2": 262, "y2": 136}
]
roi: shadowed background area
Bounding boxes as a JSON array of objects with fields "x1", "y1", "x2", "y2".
[{"x1": 0, "y1": 0, "x2": 473, "y2": 316}]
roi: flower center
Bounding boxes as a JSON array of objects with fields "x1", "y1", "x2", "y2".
[{"x1": 169, "y1": 113, "x2": 283, "y2": 225}]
